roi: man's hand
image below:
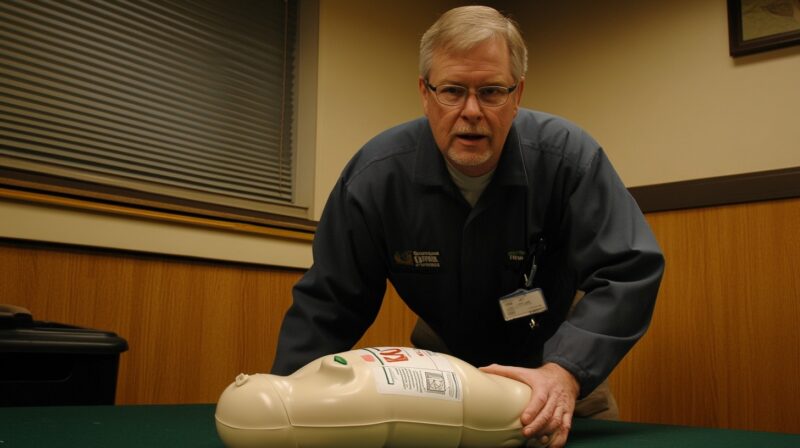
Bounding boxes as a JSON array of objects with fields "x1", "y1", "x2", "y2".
[{"x1": 479, "y1": 362, "x2": 579, "y2": 448}]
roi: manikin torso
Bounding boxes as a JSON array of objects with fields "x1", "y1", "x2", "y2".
[{"x1": 215, "y1": 347, "x2": 552, "y2": 447}]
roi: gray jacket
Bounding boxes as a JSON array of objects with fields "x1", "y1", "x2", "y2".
[{"x1": 272, "y1": 108, "x2": 665, "y2": 397}]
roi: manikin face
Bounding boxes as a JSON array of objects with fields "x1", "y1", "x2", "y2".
[{"x1": 419, "y1": 38, "x2": 524, "y2": 177}]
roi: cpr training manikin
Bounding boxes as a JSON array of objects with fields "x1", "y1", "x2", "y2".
[{"x1": 215, "y1": 346, "x2": 554, "y2": 447}]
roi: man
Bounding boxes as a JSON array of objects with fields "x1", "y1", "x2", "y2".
[{"x1": 272, "y1": 5, "x2": 664, "y2": 447}]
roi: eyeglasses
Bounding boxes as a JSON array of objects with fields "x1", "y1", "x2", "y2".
[{"x1": 424, "y1": 79, "x2": 518, "y2": 107}]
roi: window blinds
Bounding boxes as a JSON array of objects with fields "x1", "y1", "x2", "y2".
[{"x1": 0, "y1": 0, "x2": 298, "y2": 210}]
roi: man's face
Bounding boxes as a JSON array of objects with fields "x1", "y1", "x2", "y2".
[{"x1": 419, "y1": 38, "x2": 524, "y2": 177}]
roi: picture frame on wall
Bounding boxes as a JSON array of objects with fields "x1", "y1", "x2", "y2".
[{"x1": 727, "y1": 0, "x2": 800, "y2": 56}]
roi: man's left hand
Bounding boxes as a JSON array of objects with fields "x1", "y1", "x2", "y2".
[{"x1": 479, "y1": 362, "x2": 579, "y2": 448}]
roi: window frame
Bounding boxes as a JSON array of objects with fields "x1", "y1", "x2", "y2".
[{"x1": 0, "y1": 0, "x2": 319, "y2": 241}]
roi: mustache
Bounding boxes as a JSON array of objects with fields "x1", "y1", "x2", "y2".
[{"x1": 451, "y1": 126, "x2": 491, "y2": 137}]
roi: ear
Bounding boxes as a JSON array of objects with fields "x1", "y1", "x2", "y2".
[
  {"x1": 512, "y1": 77, "x2": 525, "y2": 114},
  {"x1": 419, "y1": 77, "x2": 431, "y2": 117}
]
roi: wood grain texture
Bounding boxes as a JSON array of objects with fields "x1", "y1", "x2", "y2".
[
  {"x1": 0, "y1": 243, "x2": 301, "y2": 404},
  {"x1": 0, "y1": 241, "x2": 417, "y2": 405},
  {"x1": 2, "y1": 196, "x2": 798, "y2": 434},
  {"x1": 609, "y1": 197, "x2": 800, "y2": 433}
]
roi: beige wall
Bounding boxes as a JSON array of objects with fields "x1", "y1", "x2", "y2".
[
  {"x1": 0, "y1": 198, "x2": 312, "y2": 268},
  {"x1": 312, "y1": 0, "x2": 800, "y2": 211},
  {"x1": 502, "y1": 0, "x2": 800, "y2": 186},
  {"x1": 311, "y1": 0, "x2": 461, "y2": 219},
  {"x1": 4, "y1": 0, "x2": 798, "y2": 262}
]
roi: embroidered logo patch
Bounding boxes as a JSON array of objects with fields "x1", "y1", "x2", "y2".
[
  {"x1": 393, "y1": 250, "x2": 441, "y2": 268},
  {"x1": 507, "y1": 250, "x2": 526, "y2": 263}
]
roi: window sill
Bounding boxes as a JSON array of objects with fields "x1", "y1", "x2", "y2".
[{"x1": 0, "y1": 188, "x2": 313, "y2": 269}]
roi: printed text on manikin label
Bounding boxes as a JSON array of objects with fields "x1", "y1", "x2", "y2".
[{"x1": 359, "y1": 347, "x2": 462, "y2": 401}]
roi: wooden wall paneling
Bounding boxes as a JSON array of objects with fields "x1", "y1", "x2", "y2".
[
  {"x1": 0, "y1": 241, "x2": 420, "y2": 405},
  {"x1": 3, "y1": 196, "x2": 798, "y2": 434},
  {"x1": 0, "y1": 242, "x2": 302, "y2": 404},
  {"x1": 609, "y1": 197, "x2": 800, "y2": 434},
  {"x1": 117, "y1": 259, "x2": 300, "y2": 404}
]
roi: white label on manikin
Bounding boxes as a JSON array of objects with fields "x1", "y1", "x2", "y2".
[{"x1": 360, "y1": 347, "x2": 462, "y2": 401}]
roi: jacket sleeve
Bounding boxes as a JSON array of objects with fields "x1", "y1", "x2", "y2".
[
  {"x1": 542, "y1": 145, "x2": 665, "y2": 397},
  {"x1": 271, "y1": 176, "x2": 388, "y2": 375}
]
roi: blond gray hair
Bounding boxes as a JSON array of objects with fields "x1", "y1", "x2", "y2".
[{"x1": 419, "y1": 5, "x2": 527, "y2": 81}]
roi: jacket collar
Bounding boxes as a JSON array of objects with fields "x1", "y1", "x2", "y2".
[{"x1": 413, "y1": 118, "x2": 528, "y2": 188}]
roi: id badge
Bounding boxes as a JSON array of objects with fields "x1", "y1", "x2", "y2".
[{"x1": 498, "y1": 288, "x2": 548, "y2": 322}]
